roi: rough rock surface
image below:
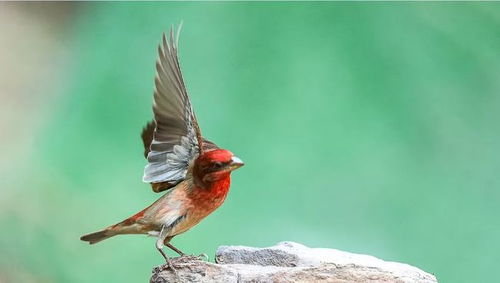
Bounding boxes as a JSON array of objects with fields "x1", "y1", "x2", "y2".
[{"x1": 150, "y1": 241, "x2": 437, "y2": 283}]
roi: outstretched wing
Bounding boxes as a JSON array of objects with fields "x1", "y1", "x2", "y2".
[{"x1": 142, "y1": 25, "x2": 203, "y2": 190}]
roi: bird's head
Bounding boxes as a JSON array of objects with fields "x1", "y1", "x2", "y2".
[{"x1": 193, "y1": 149, "x2": 244, "y2": 185}]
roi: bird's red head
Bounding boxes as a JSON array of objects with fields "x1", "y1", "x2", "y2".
[{"x1": 193, "y1": 149, "x2": 244, "y2": 186}]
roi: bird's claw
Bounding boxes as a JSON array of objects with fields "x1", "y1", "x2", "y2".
[
  {"x1": 161, "y1": 259, "x2": 181, "y2": 282},
  {"x1": 177, "y1": 253, "x2": 209, "y2": 261},
  {"x1": 197, "y1": 253, "x2": 209, "y2": 261},
  {"x1": 160, "y1": 258, "x2": 175, "y2": 271}
]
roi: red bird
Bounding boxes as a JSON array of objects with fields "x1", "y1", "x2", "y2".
[{"x1": 80, "y1": 26, "x2": 244, "y2": 267}]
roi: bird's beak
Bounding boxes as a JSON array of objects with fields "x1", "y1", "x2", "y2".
[{"x1": 228, "y1": 156, "x2": 244, "y2": 171}]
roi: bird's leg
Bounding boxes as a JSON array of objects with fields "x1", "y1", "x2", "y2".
[
  {"x1": 163, "y1": 237, "x2": 207, "y2": 261},
  {"x1": 163, "y1": 236, "x2": 185, "y2": 257},
  {"x1": 156, "y1": 226, "x2": 180, "y2": 281},
  {"x1": 166, "y1": 243, "x2": 186, "y2": 257},
  {"x1": 165, "y1": 241, "x2": 207, "y2": 261}
]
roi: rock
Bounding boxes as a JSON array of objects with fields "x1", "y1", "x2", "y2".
[{"x1": 150, "y1": 241, "x2": 437, "y2": 283}]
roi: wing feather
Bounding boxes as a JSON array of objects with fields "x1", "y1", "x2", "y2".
[{"x1": 142, "y1": 25, "x2": 204, "y2": 188}]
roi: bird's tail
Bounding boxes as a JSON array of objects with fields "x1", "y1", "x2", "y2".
[
  {"x1": 81, "y1": 209, "x2": 147, "y2": 244},
  {"x1": 80, "y1": 228, "x2": 117, "y2": 244}
]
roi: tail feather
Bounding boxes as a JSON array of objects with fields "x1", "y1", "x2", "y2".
[
  {"x1": 81, "y1": 211, "x2": 147, "y2": 244},
  {"x1": 80, "y1": 229, "x2": 115, "y2": 245}
]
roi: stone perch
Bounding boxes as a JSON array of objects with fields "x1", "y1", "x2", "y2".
[{"x1": 150, "y1": 241, "x2": 437, "y2": 282}]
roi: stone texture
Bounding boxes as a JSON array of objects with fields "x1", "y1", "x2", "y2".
[{"x1": 151, "y1": 241, "x2": 437, "y2": 283}]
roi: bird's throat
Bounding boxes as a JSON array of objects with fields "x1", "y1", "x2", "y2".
[{"x1": 189, "y1": 174, "x2": 231, "y2": 210}]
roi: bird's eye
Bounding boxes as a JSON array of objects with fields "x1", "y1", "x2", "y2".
[{"x1": 213, "y1": 162, "x2": 223, "y2": 169}]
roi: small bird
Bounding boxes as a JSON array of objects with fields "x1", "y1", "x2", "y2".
[{"x1": 80, "y1": 25, "x2": 244, "y2": 267}]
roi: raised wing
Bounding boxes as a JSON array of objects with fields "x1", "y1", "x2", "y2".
[{"x1": 142, "y1": 25, "x2": 204, "y2": 190}]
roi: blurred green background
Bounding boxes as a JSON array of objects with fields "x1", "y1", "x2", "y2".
[{"x1": 1, "y1": 2, "x2": 499, "y2": 282}]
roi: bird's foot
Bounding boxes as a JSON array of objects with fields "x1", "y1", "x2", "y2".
[
  {"x1": 196, "y1": 253, "x2": 209, "y2": 261},
  {"x1": 161, "y1": 258, "x2": 181, "y2": 282},
  {"x1": 160, "y1": 257, "x2": 176, "y2": 271},
  {"x1": 177, "y1": 253, "x2": 208, "y2": 261}
]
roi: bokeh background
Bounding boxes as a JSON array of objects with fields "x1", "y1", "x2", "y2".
[{"x1": 1, "y1": 2, "x2": 499, "y2": 282}]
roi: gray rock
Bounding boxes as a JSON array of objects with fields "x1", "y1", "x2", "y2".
[{"x1": 151, "y1": 241, "x2": 437, "y2": 283}]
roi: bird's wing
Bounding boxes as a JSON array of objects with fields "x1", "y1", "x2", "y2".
[
  {"x1": 142, "y1": 121, "x2": 219, "y2": 193},
  {"x1": 142, "y1": 25, "x2": 204, "y2": 190},
  {"x1": 141, "y1": 120, "x2": 155, "y2": 159}
]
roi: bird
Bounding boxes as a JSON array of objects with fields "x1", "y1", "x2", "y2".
[{"x1": 80, "y1": 25, "x2": 244, "y2": 269}]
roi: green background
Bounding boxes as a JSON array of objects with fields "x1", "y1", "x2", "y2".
[{"x1": 1, "y1": 3, "x2": 499, "y2": 282}]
